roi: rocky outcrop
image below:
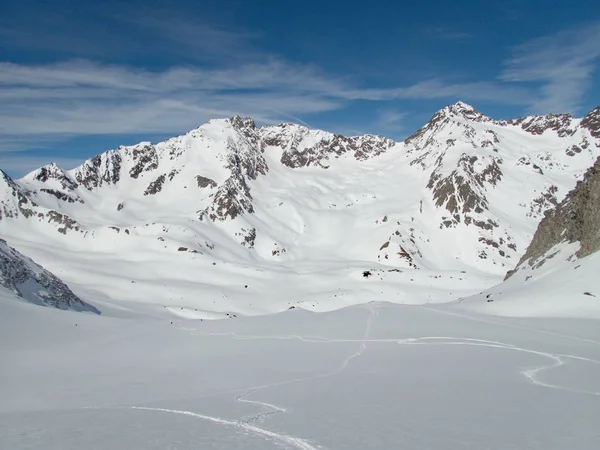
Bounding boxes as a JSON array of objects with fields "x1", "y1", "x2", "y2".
[
  {"x1": 506, "y1": 156, "x2": 600, "y2": 279},
  {"x1": 581, "y1": 107, "x2": 600, "y2": 139},
  {"x1": 0, "y1": 170, "x2": 38, "y2": 221},
  {"x1": 0, "y1": 238, "x2": 99, "y2": 313},
  {"x1": 32, "y1": 163, "x2": 79, "y2": 190},
  {"x1": 129, "y1": 144, "x2": 159, "y2": 179},
  {"x1": 504, "y1": 114, "x2": 577, "y2": 137},
  {"x1": 196, "y1": 175, "x2": 217, "y2": 188},
  {"x1": 74, "y1": 150, "x2": 122, "y2": 189},
  {"x1": 279, "y1": 133, "x2": 394, "y2": 168},
  {"x1": 199, "y1": 117, "x2": 268, "y2": 222},
  {"x1": 144, "y1": 174, "x2": 166, "y2": 195}
]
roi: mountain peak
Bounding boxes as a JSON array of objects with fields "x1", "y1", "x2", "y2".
[
  {"x1": 441, "y1": 101, "x2": 488, "y2": 121},
  {"x1": 22, "y1": 162, "x2": 79, "y2": 190},
  {"x1": 230, "y1": 115, "x2": 256, "y2": 130},
  {"x1": 447, "y1": 101, "x2": 476, "y2": 112},
  {"x1": 581, "y1": 106, "x2": 600, "y2": 138}
]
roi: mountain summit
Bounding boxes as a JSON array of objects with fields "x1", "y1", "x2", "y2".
[{"x1": 1, "y1": 102, "x2": 599, "y2": 314}]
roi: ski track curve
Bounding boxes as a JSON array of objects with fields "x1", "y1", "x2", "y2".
[
  {"x1": 235, "y1": 305, "x2": 379, "y2": 425},
  {"x1": 94, "y1": 305, "x2": 379, "y2": 450},
  {"x1": 128, "y1": 406, "x2": 321, "y2": 450},
  {"x1": 176, "y1": 320, "x2": 600, "y2": 397},
  {"x1": 78, "y1": 304, "x2": 600, "y2": 449}
]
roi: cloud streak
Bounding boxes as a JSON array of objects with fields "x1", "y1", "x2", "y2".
[
  {"x1": 501, "y1": 21, "x2": 600, "y2": 114},
  {"x1": 2, "y1": 19, "x2": 600, "y2": 162},
  {"x1": 0, "y1": 58, "x2": 539, "y2": 151}
]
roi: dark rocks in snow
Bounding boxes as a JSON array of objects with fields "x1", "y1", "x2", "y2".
[
  {"x1": 507, "y1": 156, "x2": 600, "y2": 279},
  {"x1": 40, "y1": 188, "x2": 83, "y2": 204},
  {"x1": 507, "y1": 113, "x2": 576, "y2": 137},
  {"x1": 580, "y1": 107, "x2": 600, "y2": 139},
  {"x1": 144, "y1": 174, "x2": 166, "y2": 196},
  {"x1": 129, "y1": 145, "x2": 159, "y2": 179},
  {"x1": 46, "y1": 210, "x2": 80, "y2": 234},
  {"x1": 196, "y1": 175, "x2": 217, "y2": 188},
  {"x1": 0, "y1": 238, "x2": 99, "y2": 313},
  {"x1": 279, "y1": 133, "x2": 394, "y2": 169},
  {"x1": 33, "y1": 163, "x2": 79, "y2": 191},
  {"x1": 75, "y1": 151, "x2": 122, "y2": 190}
]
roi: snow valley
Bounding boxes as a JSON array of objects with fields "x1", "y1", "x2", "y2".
[{"x1": 1, "y1": 101, "x2": 600, "y2": 450}]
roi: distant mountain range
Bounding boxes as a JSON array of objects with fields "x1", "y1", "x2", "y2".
[{"x1": 1, "y1": 101, "x2": 599, "y2": 316}]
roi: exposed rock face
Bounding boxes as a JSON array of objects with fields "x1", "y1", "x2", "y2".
[
  {"x1": 504, "y1": 114, "x2": 577, "y2": 137},
  {"x1": 261, "y1": 122, "x2": 394, "y2": 169},
  {"x1": 200, "y1": 117, "x2": 268, "y2": 221},
  {"x1": 199, "y1": 174, "x2": 254, "y2": 221},
  {"x1": 581, "y1": 107, "x2": 600, "y2": 139},
  {"x1": 0, "y1": 238, "x2": 99, "y2": 313},
  {"x1": 33, "y1": 163, "x2": 79, "y2": 190},
  {"x1": 1, "y1": 102, "x2": 600, "y2": 276},
  {"x1": 40, "y1": 188, "x2": 83, "y2": 204},
  {"x1": 129, "y1": 144, "x2": 159, "y2": 179},
  {"x1": 196, "y1": 176, "x2": 217, "y2": 188},
  {"x1": 507, "y1": 156, "x2": 600, "y2": 279},
  {"x1": 144, "y1": 174, "x2": 166, "y2": 196},
  {"x1": 0, "y1": 171, "x2": 38, "y2": 220},
  {"x1": 279, "y1": 133, "x2": 395, "y2": 168},
  {"x1": 74, "y1": 150, "x2": 122, "y2": 189}
]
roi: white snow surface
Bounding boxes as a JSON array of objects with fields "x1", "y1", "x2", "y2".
[
  {"x1": 2, "y1": 101, "x2": 600, "y2": 447},
  {"x1": 1, "y1": 103, "x2": 599, "y2": 318},
  {"x1": 1, "y1": 289, "x2": 600, "y2": 449}
]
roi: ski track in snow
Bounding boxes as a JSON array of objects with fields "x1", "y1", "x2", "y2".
[
  {"x1": 81, "y1": 305, "x2": 599, "y2": 449},
  {"x1": 128, "y1": 406, "x2": 320, "y2": 450},
  {"x1": 175, "y1": 309, "x2": 600, "y2": 398},
  {"x1": 235, "y1": 305, "x2": 379, "y2": 426},
  {"x1": 83, "y1": 305, "x2": 380, "y2": 450}
]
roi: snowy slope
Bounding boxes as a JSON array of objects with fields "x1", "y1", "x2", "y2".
[
  {"x1": 459, "y1": 155, "x2": 600, "y2": 318},
  {"x1": 1, "y1": 102, "x2": 599, "y2": 315},
  {"x1": 0, "y1": 238, "x2": 99, "y2": 313},
  {"x1": 2, "y1": 295, "x2": 600, "y2": 450}
]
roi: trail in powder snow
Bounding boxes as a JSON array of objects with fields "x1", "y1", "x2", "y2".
[
  {"x1": 175, "y1": 328, "x2": 600, "y2": 397},
  {"x1": 235, "y1": 304, "x2": 379, "y2": 425},
  {"x1": 128, "y1": 406, "x2": 320, "y2": 450},
  {"x1": 87, "y1": 305, "x2": 380, "y2": 450},
  {"x1": 75, "y1": 305, "x2": 600, "y2": 450}
]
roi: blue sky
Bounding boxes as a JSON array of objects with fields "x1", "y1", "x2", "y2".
[{"x1": 1, "y1": 0, "x2": 600, "y2": 176}]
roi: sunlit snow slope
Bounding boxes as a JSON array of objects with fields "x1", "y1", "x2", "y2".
[{"x1": 1, "y1": 102, "x2": 599, "y2": 315}]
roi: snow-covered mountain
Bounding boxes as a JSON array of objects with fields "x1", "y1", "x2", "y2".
[
  {"x1": 460, "y1": 155, "x2": 600, "y2": 317},
  {"x1": 1, "y1": 102, "x2": 599, "y2": 314},
  {"x1": 0, "y1": 238, "x2": 99, "y2": 313}
]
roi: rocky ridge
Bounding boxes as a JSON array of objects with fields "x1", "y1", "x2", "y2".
[
  {"x1": 0, "y1": 238, "x2": 99, "y2": 313},
  {"x1": 506, "y1": 156, "x2": 600, "y2": 279}
]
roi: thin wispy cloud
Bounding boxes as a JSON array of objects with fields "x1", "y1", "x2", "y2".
[
  {"x1": 2, "y1": 13, "x2": 600, "y2": 173},
  {"x1": 374, "y1": 109, "x2": 408, "y2": 134},
  {"x1": 501, "y1": 21, "x2": 600, "y2": 114},
  {"x1": 0, "y1": 58, "x2": 540, "y2": 152}
]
